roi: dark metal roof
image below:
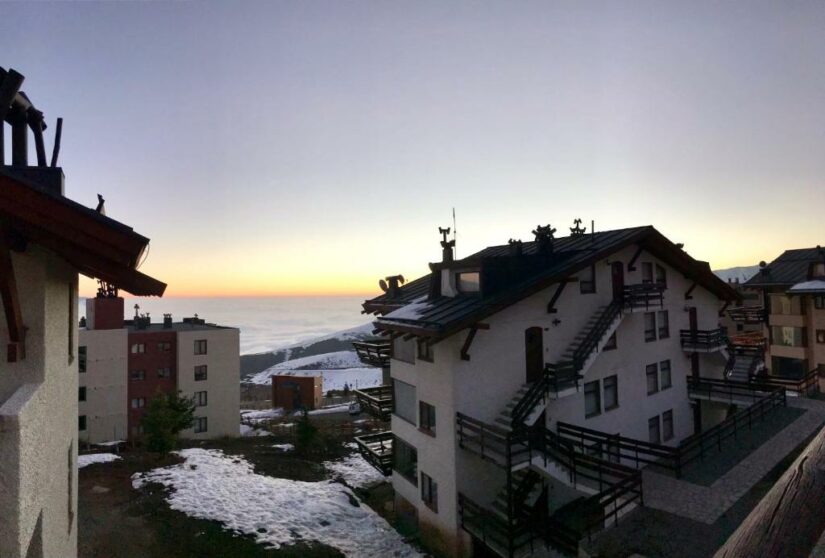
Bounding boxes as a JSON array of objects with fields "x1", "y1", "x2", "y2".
[
  {"x1": 745, "y1": 248, "x2": 825, "y2": 288},
  {"x1": 366, "y1": 226, "x2": 738, "y2": 341}
]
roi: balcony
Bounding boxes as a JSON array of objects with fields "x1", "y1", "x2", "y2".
[
  {"x1": 354, "y1": 431, "x2": 393, "y2": 476},
  {"x1": 727, "y1": 306, "x2": 765, "y2": 324},
  {"x1": 354, "y1": 385, "x2": 393, "y2": 421},
  {"x1": 622, "y1": 283, "x2": 664, "y2": 311},
  {"x1": 679, "y1": 328, "x2": 727, "y2": 352},
  {"x1": 352, "y1": 340, "x2": 391, "y2": 367}
]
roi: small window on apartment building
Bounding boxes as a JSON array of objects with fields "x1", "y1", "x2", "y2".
[
  {"x1": 194, "y1": 417, "x2": 208, "y2": 433},
  {"x1": 393, "y1": 379, "x2": 417, "y2": 424},
  {"x1": 78, "y1": 415, "x2": 87, "y2": 431},
  {"x1": 660, "y1": 360, "x2": 672, "y2": 390},
  {"x1": 456, "y1": 272, "x2": 480, "y2": 293},
  {"x1": 603, "y1": 332, "x2": 617, "y2": 351},
  {"x1": 157, "y1": 367, "x2": 172, "y2": 379},
  {"x1": 580, "y1": 265, "x2": 596, "y2": 294},
  {"x1": 646, "y1": 364, "x2": 659, "y2": 394},
  {"x1": 393, "y1": 437, "x2": 418, "y2": 486},
  {"x1": 771, "y1": 326, "x2": 807, "y2": 348},
  {"x1": 421, "y1": 472, "x2": 438, "y2": 512},
  {"x1": 584, "y1": 380, "x2": 601, "y2": 418},
  {"x1": 648, "y1": 416, "x2": 661, "y2": 444},
  {"x1": 655, "y1": 264, "x2": 667, "y2": 286},
  {"x1": 130, "y1": 397, "x2": 145, "y2": 409},
  {"x1": 419, "y1": 401, "x2": 436, "y2": 435},
  {"x1": 603, "y1": 375, "x2": 618, "y2": 410},
  {"x1": 417, "y1": 340, "x2": 433, "y2": 362},
  {"x1": 131, "y1": 343, "x2": 145, "y2": 354},
  {"x1": 194, "y1": 339, "x2": 208, "y2": 355},
  {"x1": 818, "y1": 330, "x2": 825, "y2": 344},
  {"x1": 641, "y1": 262, "x2": 654, "y2": 283},
  {"x1": 195, "y1": 391, "x2": 208, "y2": 407},
  {"x1": 79, "y1": 346, "x2": 87, "y2": 373},
  {"x1": 194, "y1": 365, "x2": 208, "y2": 381},
  {"x1": 644, "y1": 312, "x2": 656, "y2": 342},
  {"x1": 657, "y1": 311, "x2": 669, "y2": 339},
  {"x1": 78, "y1": 387, "x2": 86, "y2": 402},
  {"x1": 813, "y1": 263, "x2": 825, "y2": 277},
  {"x1": 662, "y1": 410, "x2": 674, "y2": 441},
  {"x1": 130, "y1": 370, "x2": 146, "y2": 381},
  {"x1": 158, "y1": 342, "x2": 172, "y2": 352}
]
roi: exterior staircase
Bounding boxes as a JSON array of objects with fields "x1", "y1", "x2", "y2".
[{"x1": 725, "y1": 346, "x2": 764, "y2": 382}]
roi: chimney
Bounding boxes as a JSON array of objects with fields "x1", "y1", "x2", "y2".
[
  {"x1": 508, "y1": 238, "x2": 523, "y2": 257},
  {"x1": 386, "y1": 275, "x2": 404, "y2": 299},
  {"x1": 532, "y1": 224, "x2": 556, "y2": 254},
  {"x1": 759, "y1": 261, "x2": 768, "y2": 275},
  {"x1": 439, "y1": 227, "x2": 455, "y2": 263},
  {"x1": 85, "y1": 295, "x2": 124, "y2": 330},
  {"x1": 163, "y1": 313, "x2": 173, "y2": 329}
]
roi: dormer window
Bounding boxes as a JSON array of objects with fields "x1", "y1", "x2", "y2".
[
  {"x1": 812, "y1": 263, "x2": 825, "y2": 278},
  {"x1": 456, "y1": 272, "x2": 480, "y2": 293}
]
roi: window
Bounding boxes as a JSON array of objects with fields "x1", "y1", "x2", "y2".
[
  {"x1": 195, "y1": 391, "x2": 208, "y2": 407},
  {"x1": 580, "y1": 265, "x2": 596, "y2": 294},
  {"x1": 771, "y1": 326, "x2": 807, "y2": 348},
  {"x1": 641, "y1": 262, "x2": 653, "y2": 283},
  {"x1": 603, "y1": 375, "x2": 618, "y2": 410},
  {"x1": 646, "y1": 364, "x2": 659, "y2": 394},
  {"x1": 584, "y1": 380, "x2": 601, "y2": 418},
  {"x1": 660, "y1": 360, "x2": 672, "y2": 390},
  {"x1": 818, "y1": 330, "x2": 825, "y2": 344},
  {"x1": 648, "y1": 416, "x2": 661, "y2": 444},
  {"x1": 393, "y1": 379, "x2": 417, "y2": 424},
  {"x1": 158, "y1": 342, "x2": 172, "y2": 352},
  {"x1": 816, "y1": 296, "x2": 825, "y2": 310},
  {"x1": 130, "y1": 343, "x2": 145, "y2": 354},
  {"x1": 131, "y1": 425, "x2": 144, "y2": 436},
  {"x1": 813, "y1": 263, "x2": 825, "y2": 278},
  {"x1": 130, "y1": 369, "x2": 145, "y2": 381},
  {"x1": 78, "y1": 387, "x2": 86, "y2": 402},
  {"x1": 662, "y1": 410, "x2": 674, "y2": 441},
  {"x1": 79, "y1": 346, "x2": 87, "y2": 373},
  {"x1": 78, "y1": 415, "x2": 87, "y2": 431},
  {"x1": 393, "y1": 437, "x2": 418, "y2": 485},
  {"x1": 417, "y1": 340, "x2": 433, "y2": 362},
  {"x1": 655, "y1": 264, "x2": 667, "y2": 286},
  {"x1": 421, "y1": 472, "x2": 438, "y2": 512},
  {"x1": 644, "y1": 312, "x2": 656, "y2": 342},
  {"x1": 393, "y1": 337, "x2": 415, "y2": 364},
  {"x1": 771, "y1": 356, "x2": 808, "y2": 379},
  {"x1": 194, "y1": 417, "x2": 208, "y2": 433},
  {"x1": 157, "y1": 367, "x2": 172, "y2": 379},
  {"x1": 456, "y1": 271, "x2": 480, "y2": 293},
  {"x1": 603, "y1": 332, "x2": 617, "y2": 351},
  {"x1": 657, "y1": 310, "x2": 670, "y2": 339},
  {"x1": 771, "y1": 295, "x2": 802, "y2": 316},
  {"x1": 194, "y1": 339, "x2": 208, "y2": 355},
  {"x1": 419, "y1": 401, "x2": 436, "y2": 435},
  {"x1": 131, "y1": 397, "x2": 145, "y2": 409},
  {"x1": 194, "y1": 365, "x2": 208, "y2": 381}
]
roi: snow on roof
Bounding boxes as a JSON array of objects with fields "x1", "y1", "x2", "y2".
[
  {"x1": 788, "y1": 280, "x2": 825, "y2": 293},
  {"x1": 379, "y1": 296, "x2": 430, "y2": 321},
  {"x1": 132, "y1": 448, "x2": 421, "y2": 557},
  {"x1": 78, "y1": 453, "x2": 121, "y2": 469}
]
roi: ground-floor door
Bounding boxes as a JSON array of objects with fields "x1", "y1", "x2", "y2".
[{"x1": 525, "y1": 327, "x2": 544, "y2": 383}]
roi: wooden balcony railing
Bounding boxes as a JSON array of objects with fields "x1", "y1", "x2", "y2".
[
  {"x1": 727, "y1": 306, "x2": 766, "y2": 324},
  {"x1": 679, "y1": 328, "x2": 727, "y2": 352},
  {"x1": 352, "y1": 340, "x2": 391, "y2": 367},
  {"x1": 354, "y1": 431, "x2": 393, "y2": 475},
  {"x1": 752, "y1": 368, "x2": 821, "y2": 396},
  {"x1": 354, "y1": 385, "x2": 393, "y2": 421},
  {"x1": 622, "y1": 283, "x2": 665, "y2": 310}
]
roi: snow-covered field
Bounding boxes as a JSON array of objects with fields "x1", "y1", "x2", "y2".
[
  {"x1": 324, "y1": 445, "x2": 386, "y2": 488},
  {"x1": 79, "y1": 453, "x2": 121, "y2": 468},
  {"x1": 132, "y1": 449, "x2": 420, "y2": 557}
]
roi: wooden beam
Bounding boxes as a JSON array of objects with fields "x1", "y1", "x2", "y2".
[
  {"x1": 684, "y1": 282, "x2": 697, "y2": 300},
  {"x1": 718, "y1": 300, "x2": 731, "y2": 318},
  {"x1": 50, "y1": 117, "x2": 62, "y2": 168},
  {"x1": 28, "y1": 109, "x2": 46, "y2": 167},
  {"x1": 627, "y1": 245, "x2": 644, "y2": 271},
  {"x1": 546, "y1": 280, "x2": 570, "y2": 314},
  {"x1": 0, "y1": 68, "x2": 25, "y2": 123},
  {"x1": 460, "y1": 326, "x2": 479, "y2": 361},
  {"x1": 0, "y1": 231, "x2": 25, "y2": 362}
]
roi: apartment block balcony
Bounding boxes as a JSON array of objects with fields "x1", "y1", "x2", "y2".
[
  {"x1": 354, "y1": 431, "x2": 393, "y2": 476},
  {"x1": 622, "y1": 283, "x2": 665, "y2": 311},
  {"x1": 352, "y1": 340, "x2": 391, "y2": 368},
  {"x1": 679, "y1": 328, "x2": 727, "y2": 353},
  {"x1": 727, "y1": 306, "x2": 766, "y2": 324},
  {"x1": 354, "y1": 385, "x2": 393, "y2": 421}
]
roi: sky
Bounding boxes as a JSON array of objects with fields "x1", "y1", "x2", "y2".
[{"x1": 3, "y1": 1, "x2": 824, "y2": 297}]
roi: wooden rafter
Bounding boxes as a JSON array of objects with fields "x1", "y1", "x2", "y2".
[
  {"x1": 0, "y1": 230, "x2": 25, "y2": 362},
  {"x1": 685, "y1": 282, "x2": 697, "y2": 300},
  {"x1": 718, "y1": 300, "x2": 731, "y2": 318},
  {"x1": 627, "y1": 246, "x2": 644, "y2": 271},
  {"x1": 546, "y1": 279, "x2": 574, "y2": 313},
  {"x1": 460, "y1": 323, "x2": 489, "y2": 361}
]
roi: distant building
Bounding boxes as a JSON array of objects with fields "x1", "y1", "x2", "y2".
[
  {"x1": 271, "y1": 375, "x2": 322, "y2": 411},
  {"x1": 0, "y1": 67, "x2": 165, "y2": 558},
  {"x1": 80, "y1": 296, "x2": 240, "y2": 443}
]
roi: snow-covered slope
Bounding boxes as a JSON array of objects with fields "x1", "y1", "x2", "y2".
[{"x1": 714, "y1": 265, "x2": 759, "y2": 284}]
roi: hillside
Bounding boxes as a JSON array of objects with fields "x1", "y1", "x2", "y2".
[{"x1": 713, "y1": 265, "x2": 759, "y2": 284}]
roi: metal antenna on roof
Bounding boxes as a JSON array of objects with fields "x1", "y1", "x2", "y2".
[{"x1": 452, "y1": 207, "x2": 457, "y2": 259}]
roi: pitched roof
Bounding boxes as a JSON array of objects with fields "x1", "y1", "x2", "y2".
[
  {"x1": 366, "y1": 225, "x2": 738, "y2": 341},
  {"x1": 744, "y1": 247, "x2": 825, "y2": 288},
  {"x1": 0, "y1": 170, "x2": 166, "y2": 296}
]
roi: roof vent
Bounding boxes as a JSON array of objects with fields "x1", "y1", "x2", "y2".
[
  {"x1": 135, "y1": 313, "x2": 150, "y2": 330},
  {"x1": 379, "y1": 275, "x2": 405, "y2": 299},
  {"x1": 163, "y1": 313, "x2": 172, "y2": 328},
  {"x1": 532, "y1": 224, "x2": 556, "y2": 254},
  {"x1": 439, "y1": 227, "x2": 455, "y2": 263}
]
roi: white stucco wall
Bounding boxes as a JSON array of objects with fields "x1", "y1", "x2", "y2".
[
  {"x1": 78, "y1": 328, "x2": 128, "y2": 444},
  {"x1": 176, "y1": 328, "x2": 240, "y2": 439},
  {"x1": 0, "y1": 246, "x2": 78, "y2": 558}
]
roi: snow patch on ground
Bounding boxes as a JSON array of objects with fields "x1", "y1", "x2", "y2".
[
  {"x1": 272, "y1": 443, "x2": 294, "y2": 452},
  {"x1": 304, "y1": 403, "x2": 351, "y2": 416},
  {"x1": 79, "y1": 453, "x2": 121, "y2": 469},
  {"x1": 240, "y1": 424, "x2": 273, "y2": 437},
  {"x1": 131, "y1": 449, "x2": 420, "y2": 557},
  {"x1": 324, "y1": 453, "x2": 387, "y2": 488},
  {"x1": 248, "y1": 366, "x2": 382, "y2": 393},
  {"x1": 241, "y1": 408, "x2": 285, "y2": 423}
]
